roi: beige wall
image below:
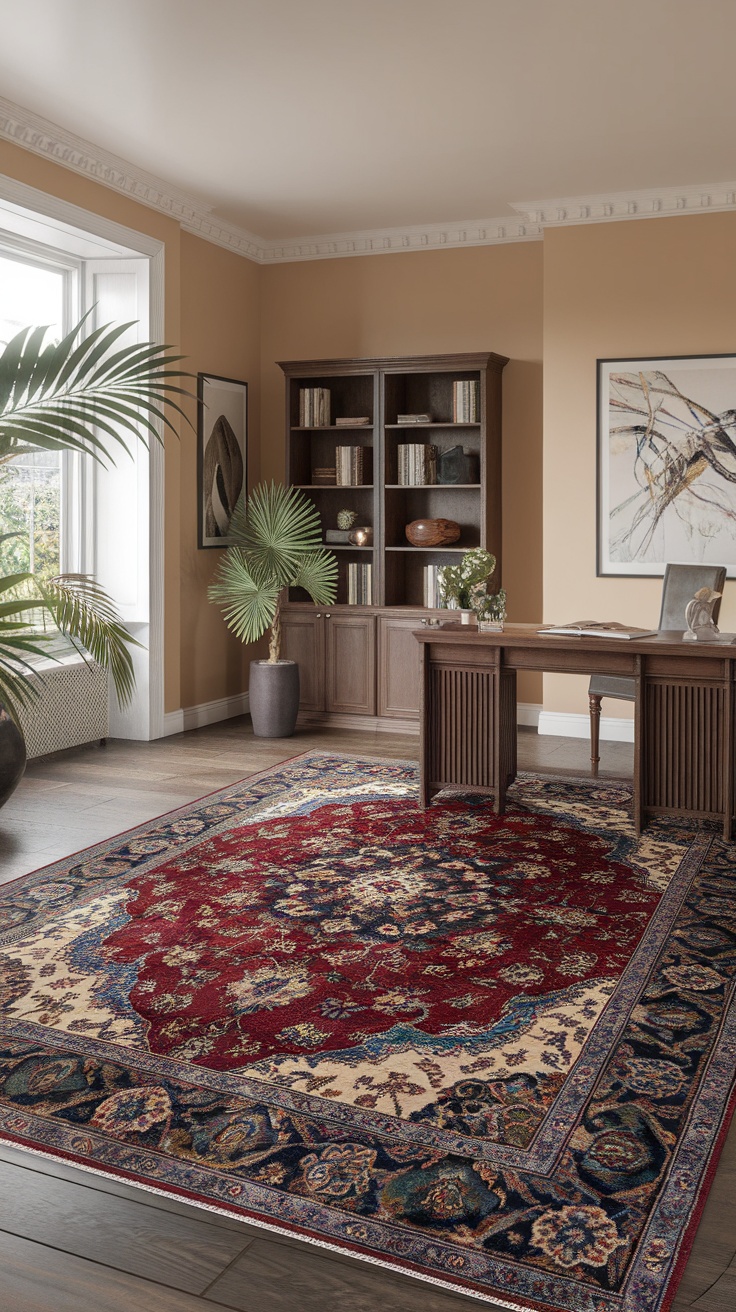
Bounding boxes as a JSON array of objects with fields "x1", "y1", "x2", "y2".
[
  {"x1": 543, "y1": 215, "x2": 736, "y2": 716},
  {"x1": 0, "y1": 139, "x2": 261, "y2": 714},
  {"x1": 260, "y1": 243, "x2": 545, "y2": 703},
  {"x1": 179, "y1": 233, "x2": 262, "y2": 708}
]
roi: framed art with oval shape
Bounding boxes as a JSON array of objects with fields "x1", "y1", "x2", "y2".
[{"x1": 197, "y1": 372, "x2": 248, "y2": 548}]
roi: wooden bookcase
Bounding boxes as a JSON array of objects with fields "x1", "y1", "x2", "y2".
[{"x1": 278, "y1": 352, "x2": 508, "y2": 728}]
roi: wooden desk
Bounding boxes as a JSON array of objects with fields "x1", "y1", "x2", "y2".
[{"x1": 414, "y1": 623, "x2": 736, "y2": 839}]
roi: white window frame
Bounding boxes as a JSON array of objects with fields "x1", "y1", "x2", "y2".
[{"x1": 0, "y1": 173, "x2": 166, "y2": 740}]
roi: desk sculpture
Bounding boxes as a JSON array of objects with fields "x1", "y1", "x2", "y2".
[{"x1": 684, "y1": 586, "x2": 722, "y2": 641}]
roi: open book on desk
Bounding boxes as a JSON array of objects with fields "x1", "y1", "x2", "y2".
[{"x1": 538, "y1": 621, "x2": 658, "y2": 640}]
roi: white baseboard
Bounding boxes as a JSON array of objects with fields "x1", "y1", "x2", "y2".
[
  {"x1": 517, "y1": 702, "x2": 542, "y2": 728},
  {"x1": 538, "y1": 710, "x2": 634, "y2": 742},
  {"x1": 162, "y1": 691, "x2": 250, "y2": 737},
  {"x1": 162, "y1": 695, "x2": 541, "y2": 739}
]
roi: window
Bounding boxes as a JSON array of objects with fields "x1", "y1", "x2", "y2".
[{"x1": 0, "y1": 247, "x2": 76, "y2": 578}]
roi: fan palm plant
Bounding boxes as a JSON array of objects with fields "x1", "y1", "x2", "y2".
[
  {"x1": 208, "y1": 482, "x2": 337, "y2": 736},
  {"x1": 0, "y1": 314, "x2": 190, "y2": 721}
]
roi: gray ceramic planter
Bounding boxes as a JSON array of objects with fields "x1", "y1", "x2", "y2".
[
  {"x1": 0, "y1": 705, "x2": 26, "y2": 808},
  {"x1": 249, "y1": 660, "x2": 300, "y2": 738}
]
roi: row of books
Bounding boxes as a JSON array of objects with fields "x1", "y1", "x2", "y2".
[
  {"x1": 336, "y1": 445, "x2": 364, "y2": 486},
  {"x1": 397, "y1": 413, "x2": 431, "y2": 424},
  {"x1": 453, "y1": 380, "x2": 479, "y2": 423},
  {"x1": 348, "y1": 562, "x2": 372, "y2": 605},
  {"x1": 423, "y1": 564, "x2": 444, "y2": 608},
  {"x1": 299, "y1": 387, "x2": 331, "y2": 427},
  {"x1": 398, "y1": 443, "x2": 438, "y2": 486}
]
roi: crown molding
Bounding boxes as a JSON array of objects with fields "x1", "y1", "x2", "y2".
[
  {"x1": 2, "y1": 96, "x2": 736, "y2": 265},
  {"x1": 511, "y1": 181, "x2": 736, "y2": 228}
]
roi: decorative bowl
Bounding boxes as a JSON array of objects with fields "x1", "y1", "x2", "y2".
[
  {"x1": 405, "y1": 518, "x2": 461, "y2": 547},
  {"x1": 348, "y1": 526, "x2": 373, "y2": 546}
]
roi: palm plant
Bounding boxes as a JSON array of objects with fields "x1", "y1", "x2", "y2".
[
  {"x1": 0, "y1": 315, "x2": 190, "y2": 719},
  {"x1": 208, "y1": 482, "x2": 337, "y2": 661}
]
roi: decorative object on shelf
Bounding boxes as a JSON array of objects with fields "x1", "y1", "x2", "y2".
[
  {"x1": 348, "y1": 526, "x2": 373, "y2": 547},
  {"x1": 209, "y1": 483, "x2": 337, "y2": 737},
  {"x1": 405, "y1": 518, "x2": 461, "y2": 547},
  {"x1": 438, "y1": 445, "x2": 479, "y2": 484},
  {"x1": 312, "y1": 466, "x2": 336, "y2": 485},
  {"x1": 299, "y1": 386, "x2": 330, "y2": 426},
  {"x1": 398, "y1": 443, "x2": 437, "y2": 485},
  {"x1": 438, "y1": 547, "x2": 498, "y2": 611},
  {"x1": 397, "y1": 413, "x2": 431, "y2": 424},
  {"x1": 336, "y1": 416, "x2": 370, "y2": 426},
  {"x1": 598, "y1": 355, "x2": 736, "y2": 578},
  {"x1": 684, "y1": 586, "x2": 722, "y2": 641},
  {"x1": 197, "y1": 373, "x2": 247, "y2": 548},
  {"x1": 453, "y1": 379, "x2": 479, "y2": 422},
  {"x1": 336, "y1": 509, "x2": 357, "y2": 530},
  {"x1": 0, "y1": 315, "x2": 192, "y2": 807},
  {"x1": 325, "y1": 530, "x2": 352, "y2": 544}
]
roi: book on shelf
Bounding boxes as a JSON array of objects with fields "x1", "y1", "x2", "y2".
[
  {"x1": 423, "y1": 564, "x2": 444, "y2": 609},
  {"x1": 538, "y1": 621, "x2": 658, "y2": 640},
  {"x1": 347, "y1": 562, "x2": 372, "y2": 605},
  {"x1": 397, "y1": 413, "x2": 432, "y2": 424},
  {"x1": 311, "y1": 466, "x2": 336, "y2": 485},
  {"x1": 335, "y1": 445, "x2": 364, "y2": 486},
  {"x1": 299, "y1": 386, "x2": 331, "y2": 427},
  {"x1": 398, "y1": 443, "x2": 437, "y2": 486},
  {"x1": 452, "y1": 379, "x2": 479, "y2": 423},
  {"x1": 335, "y1": 416, "x2": 371, "y2": 426}
]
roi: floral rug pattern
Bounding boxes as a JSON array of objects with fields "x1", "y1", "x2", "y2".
[{"x1": 0, "y1": 753, "x2": 734, "y2": 1311}]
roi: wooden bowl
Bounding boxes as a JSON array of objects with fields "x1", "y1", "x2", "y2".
[{"x1": 405, "y1": 518, "x2": 461, "y2": 547}]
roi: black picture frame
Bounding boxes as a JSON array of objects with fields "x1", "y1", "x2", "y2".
[
  {"x1": 197, "y1": 373, "x2": 248, "y2": 549},
  {"x1": 597, "y1": 353, "x2": 736, "y2": 578}
]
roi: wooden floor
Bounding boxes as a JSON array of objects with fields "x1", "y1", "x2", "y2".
[{"x1": 0, "y1": 721, "x2": 733, "y2": 1311}]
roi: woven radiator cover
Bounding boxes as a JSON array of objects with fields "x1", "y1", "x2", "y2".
[{"x1": 17, "y1": 659, "x2": 109, "y2": 759}]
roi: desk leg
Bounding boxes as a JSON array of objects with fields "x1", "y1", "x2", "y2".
[
  {"x1": 418, "y1": 644, "x2": 430, "y2": 808},
  {"x1": 633, "y1": 656, "x2": 643, "y2": 835}
]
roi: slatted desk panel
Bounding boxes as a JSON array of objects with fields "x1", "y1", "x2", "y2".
[{"x1": 415, "y1": 624, "x2": 735, "y2": 839}]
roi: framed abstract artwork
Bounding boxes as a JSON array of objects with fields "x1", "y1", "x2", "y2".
[
  {"x1": 197, "y1": 373, "x2": 248, "y2": 548},
  {"x1": 597, "y1": 354, "x2": 736, "y2": 577}
]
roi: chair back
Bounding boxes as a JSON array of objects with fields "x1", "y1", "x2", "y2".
[{"x1": 659, "y1": 563, "x2": 728, "y2": 630}]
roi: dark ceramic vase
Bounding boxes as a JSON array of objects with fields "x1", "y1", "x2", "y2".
[
  {"x1": 0, "y1": 705, "x2": 26, "y2": 808},
  {"x1": 249, "y1": 660, "x2": 300, "y2": 738}
]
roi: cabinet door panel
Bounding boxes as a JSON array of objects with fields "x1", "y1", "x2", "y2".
[
  {"x1": 378, "y1": 615, "x2": 424, "y2": 719},
  {"x1": 326, "y1": 616, "x2": 376, "y2": 715},
  {"x1": 280, "y1": 613, "x2": 325, "y2": 712}
]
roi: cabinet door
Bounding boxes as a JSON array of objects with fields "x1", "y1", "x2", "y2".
[
  {"x1": 325, "y1": 615, "x2": 376, "y2": 715},
  {"x1": 280, "y1": 612, "x2": 325, "y2": 712},
  {"x1": 378, "y1": 614, "x2": 425, "y2": 719}
]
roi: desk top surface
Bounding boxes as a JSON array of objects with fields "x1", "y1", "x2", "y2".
[{"x1": 413, "y1": 622, "x2": 736, "y2": 657}]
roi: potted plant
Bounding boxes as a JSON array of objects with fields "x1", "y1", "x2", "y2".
[
  {"x1": 439, "y1": 548, "x2": 505, "y2": 624},
  {"x1": 0, "y1": 316, "x2": 190, "y2": 807},
  {"x1": 209, "y1": 482, "x2": 337, "y2": 737}
]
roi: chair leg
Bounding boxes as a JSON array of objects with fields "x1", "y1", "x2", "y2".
[{"x1": 589, "y1": 694, "x2": 602, "y2": 775}]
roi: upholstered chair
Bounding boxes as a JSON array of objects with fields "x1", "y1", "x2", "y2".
[{"x1": 588, "y1": 563, "x2": 728, "y2": 773}]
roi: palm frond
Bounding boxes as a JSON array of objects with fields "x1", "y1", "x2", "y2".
[
  {"x1": 0, "y1": 316, "x2": 194, "y2": 466},
  {"x1": 208, "y1": 551, "x2": 282, "y2": 645},
  {"x1": 38, "y1": 574, "x2": 140, "y2": 707},
  {"x1": 228, "y1": 483, "x2": 325, "y2": 587},
  {"x1": 292, "y1": 550, "x2": 338, "y2": 605}
]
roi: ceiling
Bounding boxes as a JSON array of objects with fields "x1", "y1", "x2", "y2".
[{"x1": 1, "y1": 0, "x2": 736, "y2": 247}]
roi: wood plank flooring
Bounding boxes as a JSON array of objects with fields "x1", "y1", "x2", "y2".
[{"x1": 0, "y1": 720, "x2": 732, "y2": 1310}]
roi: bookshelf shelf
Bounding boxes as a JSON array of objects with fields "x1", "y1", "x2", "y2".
[
  {"x1": 385, "y1": 422, "x2": 481, "y2": 429},
  {"x1": 279, "y1": 352, "x2": 507, "y2": 723}
]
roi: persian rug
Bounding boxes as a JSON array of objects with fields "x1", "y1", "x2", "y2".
[{"x1": 0, "y1": 753, "x2": 734, "y2": 1312}]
